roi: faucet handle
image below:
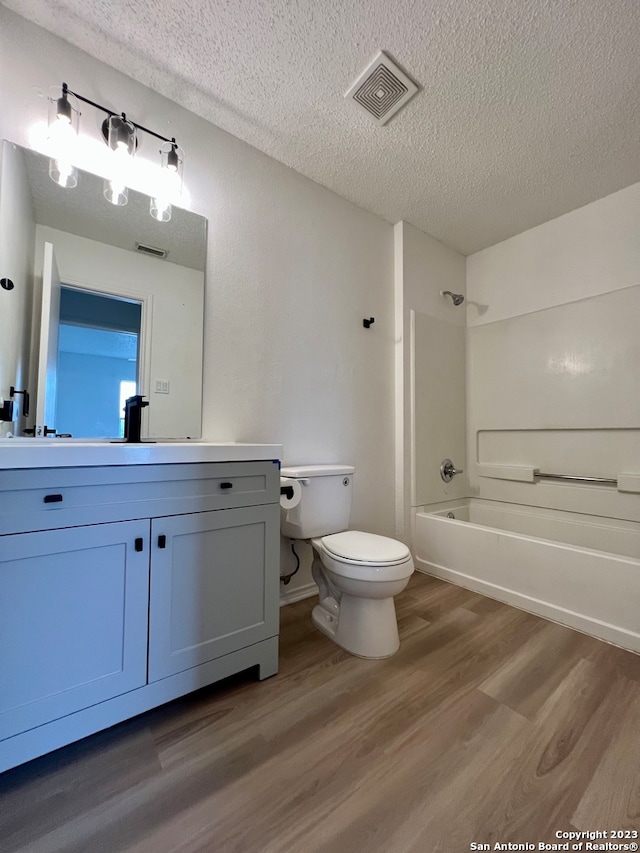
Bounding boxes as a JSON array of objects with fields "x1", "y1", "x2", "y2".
[{"x1": 440, "y1": 459, "x2": 464, "y2": 483}]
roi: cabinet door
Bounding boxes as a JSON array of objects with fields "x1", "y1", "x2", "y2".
[
  {"x1": 0, "y1": 520, "x2": 150, "y2": 741},
  {"x1": 148, "y1": 505, "x2": 279, "y2": 682}
]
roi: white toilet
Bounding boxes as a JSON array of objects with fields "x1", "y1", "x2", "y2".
[{"x1": 280, "y1": 464, "x2": 414, "y2": 658}]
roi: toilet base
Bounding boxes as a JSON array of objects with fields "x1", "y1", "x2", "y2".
[{"x1": 312, "y1": 593, "x2": 400, "y2": 659}]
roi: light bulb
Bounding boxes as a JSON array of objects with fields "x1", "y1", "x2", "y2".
[
  {"x1": 51, "y1": 158, "x2": 76, "y2": 188},
  {"x1": 104, "y1": 177, "x2": 128, "y2": 206},
  {"x1": 150, "y1": 196, "x2": 172, "y2": 222}
]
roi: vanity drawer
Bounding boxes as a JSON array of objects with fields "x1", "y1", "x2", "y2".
[{"x1": 0, "y1": 461, "x2": 279, "y2": 534}]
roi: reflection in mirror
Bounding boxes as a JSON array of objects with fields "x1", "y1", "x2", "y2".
[
  {"x1": 0, "y1": 140, "x2": 207, "y2": 439},
  {"x1": 57, "y1": 288, "x2": 141, "y2": 438}
]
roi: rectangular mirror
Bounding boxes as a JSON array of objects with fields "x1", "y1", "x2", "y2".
[{"x1": 0, "y1": 140, "x2": 206, "y2": 439}]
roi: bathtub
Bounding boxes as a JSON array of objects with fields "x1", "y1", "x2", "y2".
[{"x1": 413, "y1": 499, "x2": 640, "y2": 653}]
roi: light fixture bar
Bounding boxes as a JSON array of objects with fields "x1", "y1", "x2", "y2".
[{"x1": 60, "y1": 83, "x2": 179, "y2": 147}]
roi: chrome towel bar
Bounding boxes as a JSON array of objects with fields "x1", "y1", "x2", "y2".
[{"x1": 534, "y1": 471, "x2": 617, "y2": 486}]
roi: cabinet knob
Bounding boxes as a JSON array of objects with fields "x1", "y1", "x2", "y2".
[
  {"x1": 220, "y1": 481, "x2": 233, "y2": 490},
  {"x1": 158, "y1": 534, "x2": 167, "y2": 549},
  {"x1": 43, "y1": 494, "x2": 63, "y2": 504},
  {"x1": 135, "y1": 538, "x2": 144, "y2": 552}
]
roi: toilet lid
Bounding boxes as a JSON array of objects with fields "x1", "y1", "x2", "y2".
[{"x1": 321, "y1": 531, "x2": 410, "y2": 565}]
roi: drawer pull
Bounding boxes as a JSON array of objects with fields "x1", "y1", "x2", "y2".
[
  {"x1": 135, "y1": 537, "x2": 144, "y2": 552},
  {"x1": 220, "y1": 482, "x2": 233, "y2": 490},
  {"x1": 158, "y1": 534, "x2": 167, "y2": 549},
  {"x1": 43, "y1": 494, "x2": 63, "y2": 504}
]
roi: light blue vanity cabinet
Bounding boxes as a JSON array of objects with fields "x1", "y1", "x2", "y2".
[{"x1": 0, "y1": 451, "x2": 281, "y2": 773}]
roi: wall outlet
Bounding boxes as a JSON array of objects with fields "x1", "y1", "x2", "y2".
[{"x1": 155, "y1": 380, "x2": 170, "y2": 394}]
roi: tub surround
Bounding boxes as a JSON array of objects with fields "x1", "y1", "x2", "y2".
[
  {"x1": 0, "y1": 444, "x2": 282, "y2": 773},
  {"x1": 466, "y1": 287, "x2": 640, "y2": 512},
  {"x1": 465, "y1": 205, "x2": 640, "y2": 525}
]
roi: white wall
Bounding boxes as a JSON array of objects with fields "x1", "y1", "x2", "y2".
[
  {"x1": 0, "y1": 143, "x2": 35, "y2": 436},
  {"x1": 394, "y1": 221, "x2": 466, "y2": 541},
  {"x1": 0, "y1": 8, "x2": 395, "y2": 600},
  {"x1": 33, "y1": 225, "x2": 203, "y2": 439},
  {"x1": 466, "y1": 183, "x2": 640, "y2": 521}
]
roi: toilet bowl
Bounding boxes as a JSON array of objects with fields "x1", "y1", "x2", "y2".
[
  {"x1": 280, "y1": 464, "x2": 414, "y2": 658},
  {"x1": 309, "y1": 531, "x2": 414, "y2": 658}
]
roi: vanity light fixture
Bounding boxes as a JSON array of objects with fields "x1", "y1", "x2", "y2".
[{"x1": 46, "y1": 83, "x2": 184, "y2": 221}]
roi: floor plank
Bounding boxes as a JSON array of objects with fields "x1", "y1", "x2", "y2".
[
  {"x1": 310, "y1": 691, "x2": 528, "y2": 853},
  {"x1": 478, "y1": 620, "x2": 598, "y2": 719},
  {"x1": 436, "y1": 656, "x2": 631, "y2": 848},
  {"x1": 0, "y1": 572, "x2": 638, "y2": 853},
  {"x1": 572, "y1": 676, "x2": 640, "y2": 831}
]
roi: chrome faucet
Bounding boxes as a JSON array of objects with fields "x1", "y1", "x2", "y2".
[{"x1": 440, "y1": 458, "x2": 464, "y2": 483}]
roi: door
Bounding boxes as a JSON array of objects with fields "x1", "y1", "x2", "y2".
[
  {"x1": 55, "y1": 287, "x2": 141, "y2": 438},
  {"x1": 148, "y1": 505, "x2": 280, "y2": 682},
  {"x1": 35, "y1": 241, "x2": 61, "y2": 433},
  {"x1": 0, "y1": 520, "x2": 150, "y2": 741}
]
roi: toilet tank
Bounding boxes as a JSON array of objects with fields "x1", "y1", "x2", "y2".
[{"x1": 280, "y1": 464, "x2": 354, "y2": 539}]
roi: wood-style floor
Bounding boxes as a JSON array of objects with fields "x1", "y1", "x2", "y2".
[{"x1": 1, "y1": 573, "x2": 639, "y2": 853}]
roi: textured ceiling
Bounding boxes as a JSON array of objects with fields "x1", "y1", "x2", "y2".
[{"x1": 6, "y1": 0, "x2": 640, "y2": 254}]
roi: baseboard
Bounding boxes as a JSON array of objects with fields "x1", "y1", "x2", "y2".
[{"x1": 280, "y1": 581, "x2": 317, "y2": 607}]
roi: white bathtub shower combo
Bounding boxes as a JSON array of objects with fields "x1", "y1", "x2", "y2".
[{"x1": 406, "y1": 288, "x2": 640, "y2": 657}]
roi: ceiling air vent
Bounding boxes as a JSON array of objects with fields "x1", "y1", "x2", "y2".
[
  {"x1": 135, "y1": 242, "x2": 167, "y2": 259},
  {"x1": 345, "y1": 51, "x2": 418, "y2": 126}
]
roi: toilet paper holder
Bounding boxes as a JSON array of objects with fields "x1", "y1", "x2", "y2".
[{"x1": 280, "y1": 478, "x2": 310, "y2": 500}]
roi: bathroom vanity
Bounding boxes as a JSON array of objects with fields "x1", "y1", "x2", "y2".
[{"x1": 0, "y1": 442, "x2": 282, "y2": 773}]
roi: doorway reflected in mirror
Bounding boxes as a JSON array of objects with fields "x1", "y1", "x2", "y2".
[{"x1": 55, "y1": 287, "x2": 141, "y2": 437}]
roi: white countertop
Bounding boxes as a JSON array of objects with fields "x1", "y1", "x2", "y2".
[{"x1": 0, "y1": 439, "x2": 283, "y2": 469}]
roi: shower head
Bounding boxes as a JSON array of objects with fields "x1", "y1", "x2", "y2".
[{"x1": 440, "y1": 290, "x2": 465, "y2": 306}]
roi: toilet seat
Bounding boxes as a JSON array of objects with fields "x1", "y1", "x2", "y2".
[
  {"x1": 321, "y1": 530, "x2": 410, "y2": 565},
  {"x1": 314, "y1": 531, "x2": 413, "y2": 583}
]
